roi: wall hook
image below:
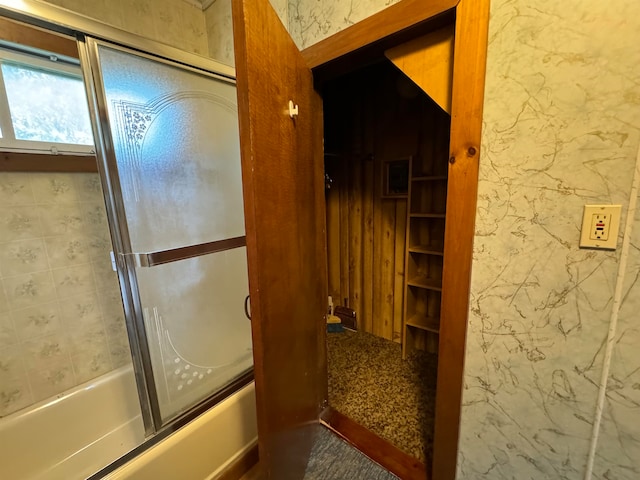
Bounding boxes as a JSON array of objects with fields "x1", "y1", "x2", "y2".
[{"x1": 288, "y1": 100, "x2": 299, "y2": 118}]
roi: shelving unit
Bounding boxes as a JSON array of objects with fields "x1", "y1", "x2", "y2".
[{"x1": 402, "y1": 157, "x2": 448, "y2": 358}]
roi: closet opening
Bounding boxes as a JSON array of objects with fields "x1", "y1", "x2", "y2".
[{"x1": 321, "y1": 54, "x2": 451, "y2": 469}]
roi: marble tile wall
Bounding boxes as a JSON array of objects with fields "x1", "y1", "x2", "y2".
[
  {"x1": 40, "y1": 0, "x2": 209, "y2": 56},
  {"x1": 591, "y1": 168, "x2": 640, "y2": 480},
  {"x1": 287, "y1": 0, "x2": 400, "y2": 49},
  {"x1": 0, "y1": 172, "x2": 129, "y2": 417},
  {"x1": 458, "y1": 0, "x2": 640, "y2": 478}
]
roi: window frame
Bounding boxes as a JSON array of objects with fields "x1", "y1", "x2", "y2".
[{"x1": 0, "y1": 44, "x2": 95, "y2": 155}]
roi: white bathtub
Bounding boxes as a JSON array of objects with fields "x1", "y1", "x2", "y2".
[
  {"x1": 0, "y1": 366, "x2": 257, "y2": 480},
  {"x1": 0, "y1": 366, "x2": 144, "y2": 480}
]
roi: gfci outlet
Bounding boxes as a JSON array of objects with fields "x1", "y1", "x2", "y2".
[{"x1": 579, "y1": 205, "x2": 622, "y2": 250}]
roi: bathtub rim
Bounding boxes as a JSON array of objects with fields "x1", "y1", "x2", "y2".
[
  {"x1": 87, "y1": 367, "x2": 254, "y2": 480},
  {"x1": 0, "y1": 363, "x2": 254, "y2": 480},
  {"x1": 0, "y1": 363, "x2": 137, "y2": 425}
]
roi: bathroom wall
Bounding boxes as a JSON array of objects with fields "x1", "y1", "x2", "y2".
[
  {"x1": 40, "y1": 0, "x2": 209, "y2": 56},
  {"x1": 231, "y1": 0, "x2": 640, "y2": 478},
  {"x1": 457, "y1": 0, "x2": 640, "y2": 478},
  {"x1": 0, "y1": 172, "x2": 128, "y2": 417},
  {"x1": 204, "y1": 0, "x2": 289, "y2": 66},
  {"x1": 287, "y1": 0, "x2": 400, "y2": 50}
]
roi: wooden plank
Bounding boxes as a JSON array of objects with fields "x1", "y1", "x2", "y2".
[
  {"x1": 432, "y1": 0, "x2": 491, "y2": 478},
  {"x1": 301, "y1": 0, "x2": 458, "y2": 69},
  {"x1": 232, "y1": 0, "x2": 328, "y2": 476},
  {"x1": 362, "y1": 155, "x2": 375, "y2": 334},
  {"x1": 320, "y1": 407, "x2": 427, "y2": 480},
  {"x1": 348, "y1": 157, "x2": 364, "y2": 324},
  {"x1": 371, "y1": 153, "x2": 384, "y2": 337},
  {"x1": 339, "y1": 160, "x2": 350, "y2": 308},
  {"x1": 0, "y1": 152, "x2": 98, "y2": 172},
  {"x1": 379, "y1": 199, "x2": 396, "y2": 340},
  {"x1": 392, "y1": 199, "x2": 407, "y2": 343},
  {"x1": 0, "y1": 16, "x2": 78, "y2": 58},
  {"x1": 361, "y1": 82, "x2": 376, "y2": 335},
  {"x1": 402, "y1": 157, "x2": 414, "y2": 359},
  {"x1": 326, "y1": 159, "x2": 342, "y2": 306},
  {"x1": 385, "y1": 26, "x2": 454, "y2": 114}
]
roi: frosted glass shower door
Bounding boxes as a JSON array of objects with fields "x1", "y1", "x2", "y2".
[{"x1": 83, "y1": 40, "x2": 252, "y2": 424}]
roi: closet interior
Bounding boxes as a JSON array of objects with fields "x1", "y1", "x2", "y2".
[{"x1": 322, "y1": 51, "x2": 452, "y2": 465}]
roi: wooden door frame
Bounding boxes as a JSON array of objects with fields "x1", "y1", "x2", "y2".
[{"x1": 301, "y1": 0, "x2": 490, "y2": 478}]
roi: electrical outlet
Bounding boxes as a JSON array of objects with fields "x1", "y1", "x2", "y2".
[
  {"x1": 589, "y1": 213, "x2": 611, "y2": 241},
  {"x1": 580, "y1": 205, "x2": 621, "y2": 250}
]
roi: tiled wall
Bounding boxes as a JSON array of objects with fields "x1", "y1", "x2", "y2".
[{"x1": 0, "y1": 172, "x2": 129, "y2": 417}]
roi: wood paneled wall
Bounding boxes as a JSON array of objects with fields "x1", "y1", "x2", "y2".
[{"x1": 324, "y1": 61, "x2": 449, "y2": 342}]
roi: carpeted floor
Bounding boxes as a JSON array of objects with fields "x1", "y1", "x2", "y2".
[{"x1": 327, "y1": 329, "x2": 438, "y2": 465}]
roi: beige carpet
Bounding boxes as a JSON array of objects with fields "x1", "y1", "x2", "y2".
[{"x1": 327, "y1": 329, "x2": 438, "y2": 465}]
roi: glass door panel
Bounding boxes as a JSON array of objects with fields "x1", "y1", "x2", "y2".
[
  {"x1": 82, "y1": 39, "x2": 252, "y2": 426},
  {"x1": 137, "y1": 248, "x2": 252, "y2": 421},
  {"x1": 95, "y1": 44, "x2": 245, "y2": 253}
]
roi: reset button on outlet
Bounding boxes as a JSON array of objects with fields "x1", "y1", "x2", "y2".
[{"x1": 579, "y1": 205, "x2": 621, "y2": 250}]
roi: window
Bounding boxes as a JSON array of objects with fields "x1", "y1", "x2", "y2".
[{"x1": 0, "y1": 45, "x2": 94, "y2": 155}]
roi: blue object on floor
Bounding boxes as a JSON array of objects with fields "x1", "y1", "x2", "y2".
[{"x1": 327, "y1": 323, "x2": 344, "y2": 333}]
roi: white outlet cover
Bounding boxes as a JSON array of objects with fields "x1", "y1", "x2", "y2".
[{"x1": 579, "y1": 204, "x2": 622, "y2": 250}]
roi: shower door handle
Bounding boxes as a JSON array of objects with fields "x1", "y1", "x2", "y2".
[
  {"x1": 244, "y1": 295, "x2": 251, "y2": 321},
  {"x1": 121, "y1": 236, "x2": 247, "y2": 268}
]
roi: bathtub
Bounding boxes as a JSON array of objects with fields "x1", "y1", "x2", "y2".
[
  {"x1": 0, "y1": 366, "x2": 257, "y2": 480},
  {"x1": 0, "y1": 366, "x2": 144, "y2": 479}
]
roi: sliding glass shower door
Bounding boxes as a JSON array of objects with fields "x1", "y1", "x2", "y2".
[{"x1": 79, "y1": 38, "x2": 253, "y2": 427}]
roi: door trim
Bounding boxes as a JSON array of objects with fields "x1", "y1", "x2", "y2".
[
  {"x1": 301, "y1": 1, "x2": 490, "y2": 478},
  {"x1": 301, "y1": 0, "x2": 459, "y2": 69}
]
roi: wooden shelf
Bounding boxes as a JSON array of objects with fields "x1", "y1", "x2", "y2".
[
  {"x1": 409, "y1": 213, "x2": 446, "y2": 219},
  {"x1": 403, "y1": 156, "x2": 447, "y2": 359},
  {"x1": 408, "y1": 244, "x2": 444, "y2": 256},
  {"x1": 411, "y1": 175, "x2": 447, "y2": 182},
  {"x1": 407, "y1": 276, "x2": 442, "y2": 291},
  {"x1": 406, "y1": 314, "x2": 440, "y2": 333}
]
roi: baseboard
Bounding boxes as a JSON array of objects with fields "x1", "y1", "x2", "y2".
[
  {"x1": 320, "y1": 407, "x2": 428, "y2": 480},
  {"x1": 213, "y1": 443, "x2": 259, "y2": 480}
]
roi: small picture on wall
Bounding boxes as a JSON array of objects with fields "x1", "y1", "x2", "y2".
[{"x1": 382, "y1": 158, "x2": 409, "y2": 198}]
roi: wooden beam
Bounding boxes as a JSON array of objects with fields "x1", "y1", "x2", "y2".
[
  {"x1": 0, "y1": 152, "x2": 98, "y2": 172},
  {"x1": 432, "y1": 0, "x2": 490, "y2": 478},
  {"x1": 385, "y1": 26, "x2": 454, "y2": 114},
  {"x1": 0, "y1": 16, "x2": 78, "y2": 58},
  {"x1": 301, "y1": 0, "x2": 458, "y2": 70}
]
